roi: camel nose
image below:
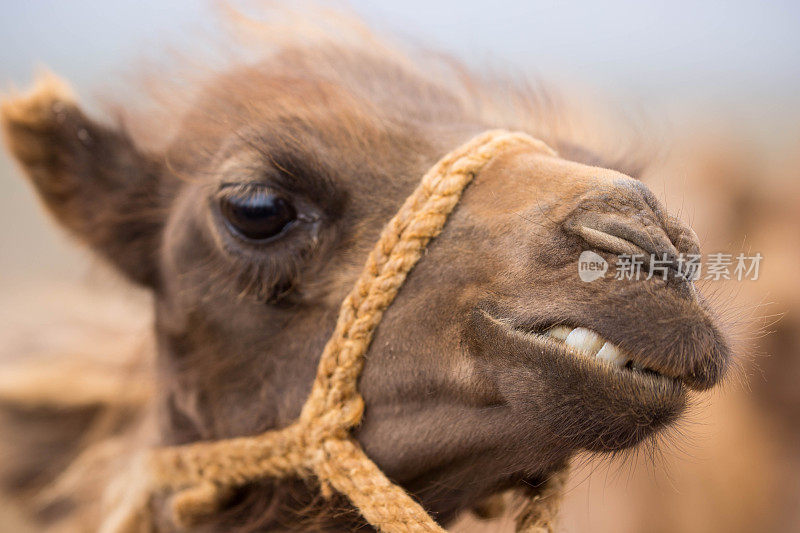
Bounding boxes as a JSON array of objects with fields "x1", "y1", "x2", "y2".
[
  {"x1": 563, "y1": 179, "x2": 700, "y2": 282},
  {"x1": 562, "y1": 179, "x2": 728, "y2": 390}
]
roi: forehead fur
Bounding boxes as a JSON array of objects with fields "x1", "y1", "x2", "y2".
[
  {"x1": 117, "y1": 4, "x2": 647, "y2": 174},
  {"x1": 165, "y1": 51, "x2": 449, "y2": 171}
]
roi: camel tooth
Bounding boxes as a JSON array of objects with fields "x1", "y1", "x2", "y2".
[
  {"x1": 545, "y1": 325, "x2": 572, "y2": 341},
  {"x1": 596, "y1": 342, "x2": 627, "y2": 367},
  {"x1": 564, "y1": 327, "x2": 605, "y2": 356}
]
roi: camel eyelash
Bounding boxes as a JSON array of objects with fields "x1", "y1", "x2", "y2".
[{"x1": 205, "y1": 183, "x2": 325, "y2": 303}]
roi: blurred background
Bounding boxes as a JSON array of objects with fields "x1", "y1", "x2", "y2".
[{"x1": 1, "y1": 1, "x2": 798, "y2": 532}]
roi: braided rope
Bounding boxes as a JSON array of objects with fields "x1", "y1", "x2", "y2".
[{"x1": 105, "y1": 130, "x2": 565, "y2": 532}]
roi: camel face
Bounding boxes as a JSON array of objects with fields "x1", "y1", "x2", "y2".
[
  {"x1": 351, "y1": 148, "x2": 729, "y2": 517},
  {"x1": 2, "y1": 47, "x2": 729, "y2": 527}
]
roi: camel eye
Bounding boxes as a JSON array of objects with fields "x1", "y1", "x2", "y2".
[{"x1": 220, "y1": 186, "x2": 297, "y2": 241}]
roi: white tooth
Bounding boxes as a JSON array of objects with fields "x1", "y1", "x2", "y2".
[
  {"x1": 564, "y1": 327, "x2": 605, "y2": 356},
  {"x1": 596, "y1": 342, "x2": 627, "y2": 367},
  {"x1": 546, "y1": 325, "x2": 572, "y2": 341}
]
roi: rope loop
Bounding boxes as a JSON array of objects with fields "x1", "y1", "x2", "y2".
[{"x1": 103, "y1": 130, "x2": 565, "y2": 533}]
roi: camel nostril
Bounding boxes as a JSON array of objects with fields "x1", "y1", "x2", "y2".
[
  {"x1": 562, "y1": 203, "x2": 704, "y2": 286},
  {"x1": 564, "y1": 211, "x2": 680, "y2": 262},
  {"x1": 565, "y1": 181, "x2": 701, "y2": 259}
]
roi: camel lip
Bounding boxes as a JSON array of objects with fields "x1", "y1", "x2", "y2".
[
  {"x1": 477, "y1": 310, "x2": 684, "y2": 394},
  {"x1": 521, "y1": 329, "x2": 678, "y2": 387},
  {"x1": 517, "y1": 323, "x2": 674, "y2": 382},
  {"x1": 467, "y1": 308, "x2": 688, "y2": 452}
]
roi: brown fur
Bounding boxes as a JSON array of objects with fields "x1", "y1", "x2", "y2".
[{"x1": 0, "y1": 11, "x2": 730, "y2": 532}]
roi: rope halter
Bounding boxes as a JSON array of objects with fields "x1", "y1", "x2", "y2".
[{"x1": 104, "y1": 129, "x2": 567, "y2": 533}]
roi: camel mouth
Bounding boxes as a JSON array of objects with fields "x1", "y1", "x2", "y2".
[
  {"x1": 523, "y1": 325, "x2": 673, "y2": 383},
  {"x1": 475, "y1": 310, "x2": 685, "y2": 392},
  {"x1": 470, "y1": 309, "x2": 688, "y2": 453},
  {"x1": 510, "y1": 325, "x2": 682, "y2": 401}
]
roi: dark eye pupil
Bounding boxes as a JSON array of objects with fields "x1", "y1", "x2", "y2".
[{"x1": 221, "y1": 188, "x2": 297, "y2": 241}]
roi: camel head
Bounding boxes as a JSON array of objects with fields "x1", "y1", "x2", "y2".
[{"x1": 1, "y1": 44, "x2": 730, "y2": 529}]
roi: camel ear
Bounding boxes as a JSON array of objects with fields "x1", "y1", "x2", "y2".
[{"x1": 1, "y1": 72, "x2": 164, "y2": 287}]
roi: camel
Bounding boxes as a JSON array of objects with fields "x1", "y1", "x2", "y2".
[{"x1": 0, "y1": 12, "x2": 731, "y2": 532}]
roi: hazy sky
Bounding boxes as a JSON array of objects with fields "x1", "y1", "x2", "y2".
[{"x1": 1, "y1": 1, "x2": 798, "y2": 107}]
